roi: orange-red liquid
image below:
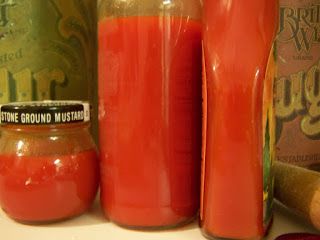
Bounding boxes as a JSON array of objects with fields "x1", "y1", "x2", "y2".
[
  {"x1": 202, "y1": 1, "x2": 277, "y2": 239},
  {"x1": 0, "y1": 150, "x2": 99, "y2": 222},
  {"x1": 98, "y1": 16, "x2": 202, "y2": 228}
]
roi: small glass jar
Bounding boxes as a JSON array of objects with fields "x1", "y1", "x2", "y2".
[{"x1": 0, "y1": 101, "x2": 99, "y2": 223}]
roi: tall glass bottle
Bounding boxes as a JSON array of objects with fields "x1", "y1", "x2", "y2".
[
  {"x1": 98, "y1": 0, "x2": 202, "y2": 229},
  {"x1": 201, "y1": 0, "x2": 278, "y2": 239}
]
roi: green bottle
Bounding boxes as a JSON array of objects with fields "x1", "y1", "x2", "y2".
[{"x1": 0, "y1": 0, "x2": 96, "y2": 104}]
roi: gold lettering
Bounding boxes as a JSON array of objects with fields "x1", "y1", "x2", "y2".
[
  {"x1": 0, "y1": 68, "x2": 10, "y2": 103},
  {"x1": 0, "y1": 0, "x2": 15, "y2": 27},
  {"x1": 275, "y1": 71, "x2": 305, "y2": 119},
  {"x1": 0, "y1": 67, "x2": 67, "y2": 103},
  {"x1": 301, "y1": 61, "x2": 320, "y2": 137},
  {"x1": 33, "y1": 68, "x2": 65, "y2": 100},
  {"x1": 278, "y1": 5, "x2": 320, "y2": 52},
  {"x1": 304, "y1": 62, "x2": 320, "y2": 118},
  {"x1": 13, "y1": 68, "x2": 32, "y2": 101}
]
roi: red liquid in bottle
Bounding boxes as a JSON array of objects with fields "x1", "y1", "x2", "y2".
[
  {"x1": 201, "y1": 0, "x2": 278, "y2": 239},
  {"x1": 98, "y1": 16, "x2": 202, "y2": 228}
]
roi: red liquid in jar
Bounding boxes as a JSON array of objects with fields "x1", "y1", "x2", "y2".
[
  {"x1": 0, "y1": 150, "x2": 99, "y2": 222},
  {"x1": 201, "y1": 0, "x2": 277, "y2": 238},
  {"x1": 98, "y1": 16, "x2": 202, "y2": 227}
]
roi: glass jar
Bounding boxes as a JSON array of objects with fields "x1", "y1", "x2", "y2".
[
  {"x1": 201, "y1": 0, "x2": 278, "y2": 239},
  {"x1": 98, "y1": 0, "x2": 202, "y2": 229},
  {"x1": 0, "y1": 101, "x2": 99, "y2": 223}
]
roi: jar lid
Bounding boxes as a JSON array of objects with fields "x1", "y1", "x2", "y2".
[{"x1": 0, "y1": 101, "x2": 91, "y2": 125}]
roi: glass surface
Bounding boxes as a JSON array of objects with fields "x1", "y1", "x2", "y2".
[
  {"x1": 0, "y1": 123, "x2": 99, "y2": 223},
  {"x1": 98, "y1": 0, "x2": 202, "y2": 229},
  {"x1": 201, "y1": 0, "x2": 278, "y2": 239}
]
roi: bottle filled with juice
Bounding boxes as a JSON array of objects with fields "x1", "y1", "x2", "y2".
[
  {"x1": 201, "y1": 0, "x2": 278, "y2": 239},
  {"x1": 98, "y1": 0, "x2": 202, "y2": 229}
]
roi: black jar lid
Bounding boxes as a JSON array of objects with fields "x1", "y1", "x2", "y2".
[{"x1": 0, "y1": 101, "x2": 90, "y2": 125}]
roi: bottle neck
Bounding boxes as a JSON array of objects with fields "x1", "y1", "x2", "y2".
[{"x1": 98, "y1": 0, "x2": 202, "y2": 21}]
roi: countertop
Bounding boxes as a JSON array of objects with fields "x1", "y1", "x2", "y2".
[
  {"x1": 0, "y1": 201, "x2": 319, "y2": 240},
  {"x1": 0, "y1": 201, "x2": 318, "y2": 240}
]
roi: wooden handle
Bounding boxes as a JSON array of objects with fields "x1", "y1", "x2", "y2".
[{"x1": 274, "y1": 161, "x2": 320, "y2": 230}]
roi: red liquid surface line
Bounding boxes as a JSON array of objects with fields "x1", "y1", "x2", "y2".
[
  {"x1": 98, "y1": 16, "x2": 202, "y2": 227},
  {"x1": 0, "y1": 150, "x2": 99, "y2": 222},
  {"x1": 202, "y1": 1, "x2": 278, "y2": 239}
]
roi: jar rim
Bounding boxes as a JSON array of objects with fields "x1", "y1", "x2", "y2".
[{"x1": 0, "y1": 100, "x2": 91, "y2": 126}]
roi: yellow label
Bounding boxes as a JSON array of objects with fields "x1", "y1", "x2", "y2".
[{"x1": 276, "y1": 0, "x2": 320, "y2": 169}]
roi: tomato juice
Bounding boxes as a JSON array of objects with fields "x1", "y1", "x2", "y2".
[
  {"x1": 98, "y1": 16, "x2": 202, "y2": 228},
  {"x1": 201, "y1": 0, "x2": 278, "y2": 239},
  {"x1": 0, "y1": 150, "x2": 99, "y2": 223}
]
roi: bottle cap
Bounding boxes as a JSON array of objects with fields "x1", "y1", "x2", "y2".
[{"x1": 0, "y1": 100, "x2": 90, "y2": 125}]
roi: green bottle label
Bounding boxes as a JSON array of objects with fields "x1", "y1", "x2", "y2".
[
  {"x1": 262, "y1": 44, "x2": 276, "y2": 230},
  {"x1": 0, "y1": 0, "x2": 96, "y2": 104}
]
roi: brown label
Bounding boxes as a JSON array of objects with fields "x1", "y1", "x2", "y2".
[{"x1": 276, "y1": 0, "x2": 320, "y2": 169}]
